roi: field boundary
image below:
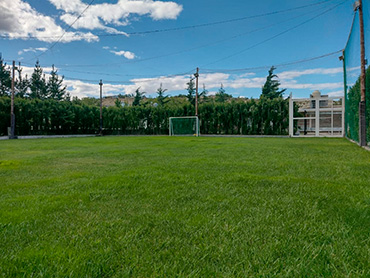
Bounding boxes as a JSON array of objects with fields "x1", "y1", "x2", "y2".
[
  {"x1": 345, "y1": 136, "x2": 370, "y2": 151},
  {"x1": 0, "y1": 134, "x2": 96, "y2": 140}
]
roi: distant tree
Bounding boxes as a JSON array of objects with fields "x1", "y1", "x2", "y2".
[
  {"x1": 30, "y1": 61, "x2": 48, "y2": 99},
  {"x1": 199, "y1": 84, "x2": 208, "y2": 103},
  {"x1": 80, "y1": 97, "x2": 99, "y2": 106},
  {"x1": 215, "y1": 84, "x2": 232, "y2": 103},
  {"x1": 133, "y1": 87, "x2": 145, "y2": 106},
  {"x1": 186, "y1": 76, "x2": 196, "y2": 106},
  {"x1": 15, "y1": 64, "x2": 29, "y2": 98},
  {"x1": 156, "y1": 83, "x2": 169, "y2": 106},
  {"x1": 0, "y1": 58, "x2": 11, "y2": 96},
  {"x1": 261, "y1": 66, "x2": 286, "y2": 99},
  {"x1": 48, "y1": 65, "x2": 67, "y2": 100}
]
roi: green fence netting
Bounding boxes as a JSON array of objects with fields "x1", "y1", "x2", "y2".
[{"x1": 343, "y1": 0, "x2": 370, "y2": 143}]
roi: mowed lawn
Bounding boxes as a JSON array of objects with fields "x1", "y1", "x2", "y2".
[{"x1": 1, "y1": 136, "x2": 370, "y2": 277}]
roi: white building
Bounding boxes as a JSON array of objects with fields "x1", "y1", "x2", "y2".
[{"x1": 289, "y1": 91, "x2": 344, "y2": 137}]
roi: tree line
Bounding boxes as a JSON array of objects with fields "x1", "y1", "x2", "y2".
[
  {"x1": 0, "y1": 55, "x2": 289, "y2": 136},
  {"x1": 0, "y1": 97, "x2": 288, "y2": 136},
  {"x1": 0, "y1": 58, "x2": 68, "y2": 100}
]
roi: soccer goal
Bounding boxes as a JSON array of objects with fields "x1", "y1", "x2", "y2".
[{"x1": 169, "y1": 116, "x2": 199, "y2": 136}]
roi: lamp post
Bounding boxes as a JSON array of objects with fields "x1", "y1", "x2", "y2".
[{"x1": 99, "y1": 79, "x2": 103, "y2": 136}]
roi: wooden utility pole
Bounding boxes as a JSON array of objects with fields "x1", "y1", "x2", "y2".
[
  {"x1": 99, "y1": 79, "x2": 103, "y2": 136},
  {"x1": 194, "y1": 67, "x2": 199, "y2": 116},
  {"x1": 9, "y1": 61, "x2": 17, "y2": 139},
  {"x1": 358, "y1": 0, "x2": 367, "y2": 146}
]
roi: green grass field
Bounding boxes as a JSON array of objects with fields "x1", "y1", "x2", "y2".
[{"x1": 1, "y1": 136, "x2": 370, "y2": 277}]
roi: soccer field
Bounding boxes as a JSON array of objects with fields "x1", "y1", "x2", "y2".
[{"x1": 1, "y1": 136, "x2": 370, "y2": 277}]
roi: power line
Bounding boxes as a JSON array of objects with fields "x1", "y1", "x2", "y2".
[
  {"x1": 24, "y1": 0, "x2": 96, "y2": 62},
  {"x1": 201, "y1": 50, "x2": 343, "y2": 73},
  {"x1": 62, "y1": 69, "x2": 196, "y2": 84},
  {"x1": 62, "y1": 50, "x2": 342, "y2": 84},
  {"x1": 0, "y1": 0, "x2": 335, "y2": 40},
  {"x1": 33, "y1": 2, "x2": 333, "y2": 69},
  {"x1": 5, "y1": 50, "x2": 343, "y2": 85},
  {"x1": 203, "y1": 0, "x2": 348, "y2": 66},
  {"x1": 201, "y1": 0, "x2": 349, "y2": 67},
  {"x1": 90, "y1": 0, "x2": 336, "y2": 36}
]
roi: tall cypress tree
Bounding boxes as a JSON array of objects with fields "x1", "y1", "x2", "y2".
[
  {"x1": 156, "y1": 83, "x2": 169, "y2": 106},
  {"x1": 261, "y1": 66, "x2": 286, "y2": 99},
  {"x1": 30, "y1": 60, "x2": 48, "y2": 99},
  {"x1": 215, "y1": 84, "x2": 232, "y2": 103},
  {"x1": 133, "y1": 87, "x2": 145, "y2": 106},
  {"x1": 186, "y1": 76, "x2": 195, "y2": 106},
  {"x1": 15, "y1": 64, "x2": 29, "y2": 98},
  {"x1": 48, "y1": 65, "x2": 66, "y2": 100},
  {"x1": 0, "y1": 57, "x2": 11, "y2": 96}
]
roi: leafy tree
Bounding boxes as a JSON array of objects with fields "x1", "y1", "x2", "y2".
[
  {"x1": 261, "y1": 66, "x2": 286, "y2": 99},
  {"x1": 186, "y1": 76, "x2": 196, "y2": 106},
  {"x1": 215, "y1": 84, "x2": 232, "y2": 103},
  {"x1": 133, "y1": 87, "x2": 145, "y2": 106},
  {"x1": 30, "y1": 61, "x2": 48, "y2": 99},
  {"x1": 48, "y1": 65, "x2": 67, "y2": 100},
  {"x1": 156, "y1": 83, "x2": 169, "y2": 106},
  {"x1": 0, "y1": 58, "x2": 11, "y2": 96}
]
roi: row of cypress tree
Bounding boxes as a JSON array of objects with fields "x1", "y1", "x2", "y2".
[
  {"x1": 0, "y1": 96, "x2": 288, "y2": 136},
  {"x1": 0, "y1": 58, "x2": 68, "y2": 100}
]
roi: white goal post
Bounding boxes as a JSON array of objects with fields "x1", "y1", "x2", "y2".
[{"x1": 169, "y1": 116, "x2": 200, "y2": 137}]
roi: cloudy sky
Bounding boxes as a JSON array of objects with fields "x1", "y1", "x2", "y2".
[{"x1": 0, "y1": 0, "x2": 367, "y2": 99}]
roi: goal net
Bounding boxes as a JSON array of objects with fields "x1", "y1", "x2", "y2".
[{"x1": 169, "y1": 116, "x2": 199, "y2": 136}]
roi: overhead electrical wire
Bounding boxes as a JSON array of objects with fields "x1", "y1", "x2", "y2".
[
  {"x1": 0, "y1": 0, "x2": 335, "y2": 40},
  {"x1": 55, "y1": 3, "x2": 330, "y2": 68},
  {"x1": 60, "y1": 50, "x2": 343, "y2": 84},
  {"x1": 2, "y1": 0, "x2": 348, "y2": 85},
  {"x1": 28, "y1": 0, "x2": 337, "y2": 69},
  {"x1": 24, "y1": 0, "x2": 96, "y2": 62},
  {"x1": 62, "y1": 69, "x2": 197, "y2": 84},
  {"x1": 201, "y1": 50, "x2": 343, "y2": 73},
  {"x1": 201, "y1": 0, "x2": 349, "y2": 67},
  {"x1": 3, "y1": 50, "x2": 343, "y2": 85}
]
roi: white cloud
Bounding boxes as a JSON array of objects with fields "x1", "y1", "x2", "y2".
[
  {"x1": 225, "y1": 77, "x2": 265, "y2": 89},
  {"x1": 18, "y1": 47, "x2": 48, "y2": 55},
  {"x1": 327, "y1": 91, "x2": 344, "y2": 97},
  {"x1": 18, "y1": 65, "x2": 56, "y2": 78},
  {"x1": 9, "y1": 65, "x2": 343, "y2": 99},
  {"x1": 281, "y1": 81, "x2": 342, "y2": 90},
  {"x1": 59, "y1": 67, "x2": 344, "y2": 99},
  {"x1": 278, "y1": 67, "x2": 343, "y2": 80},
  {"x1": 64, "y1": 79, "x2": 127, "y2": 98},
  {"x1": 1, "y1": 0, "x2": 182, "y2": 43},
  {"x1": 0, "y1": 0, "x2": 98, "y2": 42},
  {"x1": 49, "y1": 0, "x2": 183, "y2": 33},
  {"x1": 110, "y1": 50, "x2": 136, "y2": 60}
]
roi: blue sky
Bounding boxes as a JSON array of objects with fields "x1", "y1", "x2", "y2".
[{"x1": 0, "y1": 0, "x2": 367, "y2": 99}]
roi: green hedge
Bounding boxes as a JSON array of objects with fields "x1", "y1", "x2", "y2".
[
  {"x1": 345, "y1": 67, "x2": 370, "y2": 142},
  {"x1": 0, "y1": 97, "x2": 289, "y2": 136}
]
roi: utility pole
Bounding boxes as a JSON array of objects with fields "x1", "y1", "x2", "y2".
[
  {"x1": 194, "y1": 67, "x2": 199, "y2": 116},
  {"x1": 99, "y1": 79, "x2": 103, "y2": 136},
  {"x1": 358, "y1": 0, "x2": 367, "y2": 146},
  {"x1": 9, "y1": 60, "x2": 17, "y2": 139}
]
